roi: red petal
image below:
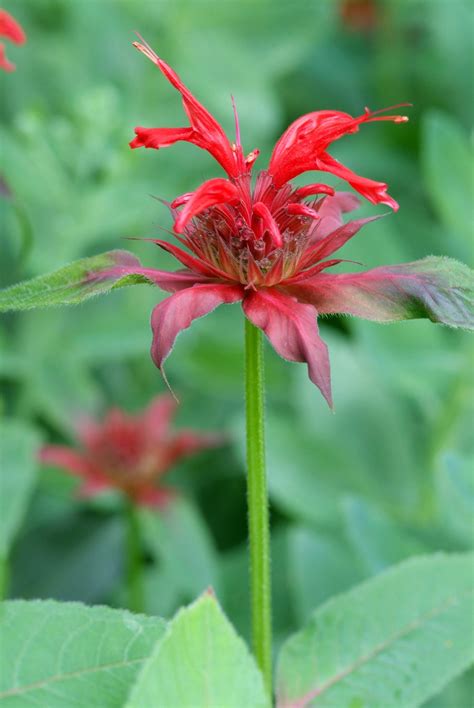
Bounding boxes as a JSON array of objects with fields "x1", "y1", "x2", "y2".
[
  {"x1": 132, "y1": 486, "x2": 175, "y2": 508},
  {"x1": 95, "y1": 262, "x2": 211, "y2": 293},
  {"x1": 174, "y1": 178, "x2": 240, "y2": 233},
  {"x1": 253, "y1": 201, "x2": 283, "y2": 247},
  {"x1": 141, "y1": 394, "x2": 178, "y2": 441},
  {"x1": 0, "y1": 43, "x2": 14, "y2": 72},
  {"x1": 315, "y1": 152, "x2": 399, "y2": 210},
  {"x1": 150, "y1": 283, "x2": 244, "y2": 371},
  {"x1": 154, "y1": 239, "x2": 235, "y2": 280},
  {"x1": 132, "y1": 40, "x2": 237, "y2": 176},
  {"x1": 39, "y1": 446, "x2": 97, "y2": 480},
  {"x1": 130, "y1": 126, "x2": 195, "y2": 150},
  {"x1": 242, "y1": 289, "x2": 332, "y2": 406},
  {"x1": 0, "y1": 10, "x2": 26, "y2": 44}
]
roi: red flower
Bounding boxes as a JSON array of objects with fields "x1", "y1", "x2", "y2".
[
  {"x1": 0, "y1": 9, "x2": 26, "y2": 72},
  {"x1": 94, "y1": 39, "x2": 471, "y2": 407},
  {"x1": 39, "y1": 395, "x2": 223, "y2": 507}
]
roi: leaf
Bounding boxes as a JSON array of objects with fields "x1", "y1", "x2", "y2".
[
  {"x1": 435, "y1": 453, "x2": 474, "y2": 548},
  {"x1": 276, "y1": 553, "x2": 474, "y2": 708},
  {"x1": 0, "y1": 599, "x2": 166, "y2": 707},
  {"x1": 0, "y1": 250, "x2": 153, "y2": 311},
  {"x1": 342, "y1": 496, "x2": 428, "y2": 574},
  {"x1": 0, "y1": 421, "x2": 40, "y2": 561},
  {"x1": 140, "y1": 498, "x2": 220, "y2": 599},
  {"x1": 422, "y1": 111, "x2": 473, "y2": 253},
  {"x1": 126, "y1": 592, "x2": 270, "y2": 708}
]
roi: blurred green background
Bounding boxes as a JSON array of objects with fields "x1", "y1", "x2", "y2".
[{"x1": 1, "y1": 1, "x2": 473, "y2": 705}]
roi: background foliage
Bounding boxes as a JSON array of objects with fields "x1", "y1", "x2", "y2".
[{"x1": 0, "y1": 1, "x2": 472, "y2": 705}]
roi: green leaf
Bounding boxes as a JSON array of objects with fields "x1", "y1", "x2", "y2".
[
  {"x1": 276, "y1": 554, "x2": 474, "y2": 708},
  {"x1": 422, "y1": 111, "x2": 474, "y2": 253},
  {"x1": 140, "y1": 498, "x2": 220, "y2": 599},
  {"x1": 0, "y1": 250, "x2": 153, "y2": 311},
  {"x1": 0, "y1": 599, "x2": 166, "y2": 707},
  {"x1": 126, "y1": 592, "x2": 270, "y2": 708},
  {"x1": 342, "y1": 497, "x2": 428, "y2": 574},
  {"x1": 0, "y1": 421, "x2": 40, "y2": 561},
  {"x1": 435, "y1": 453, "x2": 474, "y2": 548}
]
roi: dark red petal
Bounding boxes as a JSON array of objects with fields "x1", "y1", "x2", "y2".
[
  {"x1": 132, "y1": 40, "x2": 237, "y2": 176},
  {"x1": 299, "y1": 214, "x2": 382, "y2": 269},
  {"x1": 150, "y1": 283, "x2": 244, "y2": 371},
  {"x1": 315, "y1": 152, "x2": 399, "y2": 210},
  {"x1": 242, "y1": 289, "x2": 332, "y2": 406},
  {"x1": 0, "y1": 43, "x2": 14, "y2": 72},
  {"x1": 0, "y1": 10, "x2": 26, "y2": 44},
  {"x1": 282, "y1": 258, "x2": 474, "y2": 329},
  {"x1": 174, "y1": 178, "x2": 240, "y2": 233}
]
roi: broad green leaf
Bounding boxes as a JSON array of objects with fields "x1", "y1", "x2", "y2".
[
  {"x1": 140, "y1": 498, "x2": 220, "y2": 598},
  {"x1": 0, "y1": 421, "x2": 40, "y2": 560},
  {"x1": 126, "y1": 592, "x2": 269, "y2": 708},
  {"x1": 276, "y1": 554, "x2": 474, "y2": 708},
  {"x1": 422, "y1": 111, "x2": 474, "y2": 253},
  {"x1": 342, "y1": 497, "x2": 428, "y2": 574},
  {"x1": 0, "y1": 600, "x2": 166, "y2": 707},
  {"x1": 0, "y1": 250, "x2": 153, "y2": 311}
]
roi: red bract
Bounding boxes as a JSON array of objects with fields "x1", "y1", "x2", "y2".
[
  {"x1": 0, "y1": 9, "x2": 26, "y2": 72},
  {"x1": 96, "y1": 40, "x2": 470, "y2": 406},
  {"x1": 39, "y1": 395, "x2": 222, "y2": 507}
]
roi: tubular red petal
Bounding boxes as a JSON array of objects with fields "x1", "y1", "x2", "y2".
[
  {"x1": 287, "y1": 203, "x2": 321, "y2": 220},
  {"x1": 294, "y1": 184, "x2": 335, "y2": 199},
  {"x1": 141, "y1": 395, "x2": 178, "y2": 441},
  {"x1": 94, "y1": 262, "x2": 211, "y2": 293},
  {"x1": 0, "y1": 10, "x2": 26, "y2": 44},
  {"x1": 315, "y1": 152, "x2": 399, "y2": 211},
  {"x1": 174, "y1": 178, "x2": 240, "y2": 233},
  {"x1": 242, "y1": 289, "x2": 332, "y2": 406},
  {"x1": 150, "y1": 283, "x2": 244, "y2": 372},
  {"x1": 315, "y1": 192, "x2": 361, "y2": 239},
  {"x1": 130, "y1": 126, "x2": 195, "y2": 150},
  {"x1": 132, "y1": 39, "x2": 237, "y2": 176},
  {"x1": 253, "y1": 201, "x2": 283, "y2": 247},
  {"x1": 38, "y1": 446, "x2": 96, "y2": 480},
  {"x1": 154, "y1": 239, "x2": 234, "y2": 280},
  {"x1": 299, "y1": 214, "x2": 382, "y2": 269}
]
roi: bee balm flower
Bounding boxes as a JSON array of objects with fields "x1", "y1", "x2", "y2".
[
  {"x1": 94, "y1": 38, "x2": 472, "y2": 407},
  {"x1": 39, "y1": 395, "x2": 222, "y2": 507}
]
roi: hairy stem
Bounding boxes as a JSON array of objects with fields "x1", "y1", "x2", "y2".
[
  {"x1": 244, "y1": 318, "x2": 272, "y2": 693},
  {"x1": 125, "y1": 500, "x2": 145, "y2": 614}
]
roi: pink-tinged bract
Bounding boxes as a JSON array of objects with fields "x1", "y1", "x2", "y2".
[
  {"x1": 93, "y1": 39, "x2": 472, "y2": 407},
  {"x1": 39, "y1": 395, "x2": 223, "y2": 507}
]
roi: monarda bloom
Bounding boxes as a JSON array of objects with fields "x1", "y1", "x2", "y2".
[
  {"x1": 0, "y1": 9, "x2": 26, "y2": 72},
  {"x1": 39, "y1": 395, "x2": 222, "y2": 507},
  {"x1": 92, "y1": 39, "x2": 472, "y2": 406}
]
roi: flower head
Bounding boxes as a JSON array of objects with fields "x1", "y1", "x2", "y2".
[
  {"x1": 39, "y1": 395, "x2": 222, "y2": 507},
  {"x1": 0, "y1": 9, "x2": 26, "y2": 72},
  {"x1": 95, "y1": 39, "x2": 471, "y2": 407}
]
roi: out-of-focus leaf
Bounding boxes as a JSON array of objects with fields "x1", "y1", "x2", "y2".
[
  {"x1": 0, "y1": 421, "x2": 40, "y2": 562},
  {"x1": 422, "y1": 111, "x2": 473, "y2": 256},
  {"x1": 342, "y1": 496, "x2": 428, "y2": 574},
  {"x1": 0, "y1": 250, "x2": 153, "y2": 311},
  {"x1": 126, "y1": 592, "x2": 269, "y2": 708},
  {"x1": 276, "y1": 554, "x2": 474, "y2": 708},
  {"x1": 435, "y1": 453, "x2": 474, "y2": 548},
  {"x1": 10, "y1": 514, "x2": 123, "y2": 604},
  {"x1": 141, "y1": 497, "x2": 220, "y2": 599},
  {"x1": 287, "y1": 526, "x2": 366, "y2": 625},
  {"x1": 0, "y1": 600, "x2": 166, "y2": 707}
]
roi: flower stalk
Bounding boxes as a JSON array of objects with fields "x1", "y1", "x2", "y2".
[
  {"x1": 244, "y1": 318, "x2": 272, "y2": 693},
  {"x1": 125, "y1": 500, "x2": 145, "y2": 614}
]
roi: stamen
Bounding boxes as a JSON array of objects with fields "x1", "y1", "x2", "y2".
[{"x1": 231, "y1": 95, "x2": 241, "y2": 148}]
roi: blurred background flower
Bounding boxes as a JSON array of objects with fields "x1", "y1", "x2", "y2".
[{"x1": 0, "y1": 1, "x2": 472, "y2": 704}]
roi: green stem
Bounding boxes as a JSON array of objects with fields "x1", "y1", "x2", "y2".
[
  {"x1": 125, "y1": 499, "x2": 145, "y2": 614},
  {"x1": 244, "y1": 318, "x2": 272, "y2": 693}
]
